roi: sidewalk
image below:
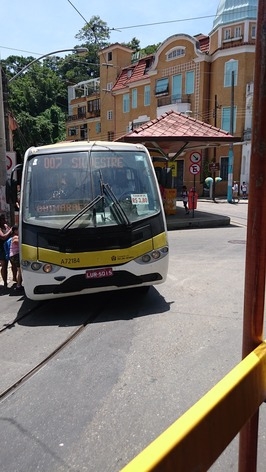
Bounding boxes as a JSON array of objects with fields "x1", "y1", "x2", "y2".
[{"x1": 166, "y1": 198, "x2": 230, "y2": 230}]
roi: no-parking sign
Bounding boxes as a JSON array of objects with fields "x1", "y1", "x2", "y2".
[
  {"x1": 6, "y1": 152, "x2": 16, "y2": 177},
  {"x1": 189, "y1": 163, "x2": 201, "y2": 175},
  {"x1": 190, "y1": 151, "x2": 202, "y2": 164}
]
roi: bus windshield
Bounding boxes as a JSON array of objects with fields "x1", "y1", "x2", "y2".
[{"x1": 22, "y1": 149, "x2": 161, "y2": 228}]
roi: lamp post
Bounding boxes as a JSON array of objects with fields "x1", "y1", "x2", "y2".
[
  {"x1": 0, "y1": 47, "x2": 88, "y2": 191},
  {"x1": 8, "y1": 48, "x2": 88, "y2": 82}
]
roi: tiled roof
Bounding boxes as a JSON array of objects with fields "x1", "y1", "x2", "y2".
[
  {"x1": 117, "y1": 110, "x2": 240, "y2": 155},
  {"x1": 125, "y1": 110, "x2": 235, "y2": 138},
  {"x1": 112, "y1": 57, "x2": 152, "y2": 91},
  {"x1": 194, "y1": 34, "x2": 210, "y2": 53}
]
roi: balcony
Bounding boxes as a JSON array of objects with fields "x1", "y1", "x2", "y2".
[
  {"x1": 67, "y1": 110, "x2": 100, "y2": 122},
  {"x1": 157, "y1": 94, "x2": 191, "y2": 116},
  {"x1": 157, "y1": 94, "x2": 191, "y2": 107},
  {"x1": 67, "y1": 113, "x2": 86, "y2": 122}
]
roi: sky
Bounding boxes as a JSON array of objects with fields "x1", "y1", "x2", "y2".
[{"x1": 0, "y1": 1, "x2": 218, "y2": 61}]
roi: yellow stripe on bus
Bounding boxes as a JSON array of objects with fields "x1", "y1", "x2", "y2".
[{"x1": 21, "y1": 232, "x2": 168, "y2": 268}]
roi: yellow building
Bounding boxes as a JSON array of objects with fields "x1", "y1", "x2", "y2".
[{"x1": 66, "y1": 0, "x2": 257, "y2": 197}]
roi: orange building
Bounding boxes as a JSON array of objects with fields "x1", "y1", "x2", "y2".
[{"x1": 66, "y1": 0, "x2": 257, "y2": 197}]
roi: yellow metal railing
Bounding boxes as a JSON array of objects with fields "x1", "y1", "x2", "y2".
[{"x1": 121, "y1": 342, "x2": 266, "y2": 472}]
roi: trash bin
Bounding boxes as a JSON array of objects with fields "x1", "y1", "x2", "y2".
[
  {"x1": 164, "y1": 188, "x2": 177, "y2": 215},
  {"x1": 188, "y1": 189, "x2": 198, "y2": 210}
]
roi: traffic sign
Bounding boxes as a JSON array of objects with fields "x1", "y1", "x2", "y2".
[
  {"x1": 189, "y1": 163, "x2": 201, "y2": 175},
  {"x1": 6, "y1": 155, "x2": 12, "y2": 170},
  {"x1": 190, "y1": 151, "x2": 202, "y2": 164},
  {"x1": 209, "y1": 162, "x2": 220, "y2": 172},
  {"x1": 6, "y1": 152, "x2": 16, "y2": 177}
]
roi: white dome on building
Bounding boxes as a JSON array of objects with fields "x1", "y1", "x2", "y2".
[{"x1": 212, "y1": 0, "x2": 258, "y2": 30}]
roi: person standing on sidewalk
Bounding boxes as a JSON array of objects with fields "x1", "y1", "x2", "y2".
[
  {"x1": 241, "y1": 181, "x2": 248, "y2": 199},
  {"x1": 232, "y1": 181, "x2": 239, "y2": 203},
  {"x1": 0, "y1": 214, "x2": 13, "y2": 289},
  {"x1": 181, "y1": 185, "x2": 189, "y2": 214},
  {"x1": 4, "y1": 233, "x2": 17, "y2": 283},
  {"x1": 9, "y1": 225, "x2": 23, "y2": 291}
]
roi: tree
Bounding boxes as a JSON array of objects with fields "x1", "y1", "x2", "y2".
[
  {"x1": 75, "y1": 15, "x2": 110, "y2": 46},
  {"x1": 1, "y1": 14, "x2": 160, "y2": 158},
  {"x1": 5, "y1": 60, "x2": 67, "y2": 155}
]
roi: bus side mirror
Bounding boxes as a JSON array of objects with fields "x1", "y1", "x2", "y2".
[{"x1": 6, "y1": 178, "x2": 18, "y2": 205}]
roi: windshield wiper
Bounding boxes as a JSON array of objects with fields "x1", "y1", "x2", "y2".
[
  {"x1": 101, "y1": 181, "x2": 131, "y2": 227},
  {"x1": 60, "y1": 195, "x2": 103, "y2": 231}
]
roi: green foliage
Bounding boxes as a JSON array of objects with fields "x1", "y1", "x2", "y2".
[
  {"x1": 6, "y1": 60, "x2": 68, "y2": 155},
  {"x1": 2, "y1": 14, "x2": 159, "y2": 158},
  {"x1": 75, "y1": 15, "x2": 110, "y2": 46},
  {"x1": 142, "y1": 43, "x2": 161, "y2": 55}
]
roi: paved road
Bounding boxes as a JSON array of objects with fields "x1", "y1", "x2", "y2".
[
  {"x1": 1, "y1": 205, "x2": 265, "y2": 472},
  {"x1": 195, "y1": 197, "x2": 248, "y2": 227}
]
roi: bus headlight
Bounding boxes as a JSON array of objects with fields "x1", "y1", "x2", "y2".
[
  {"x1": 142, "y1": 254, "x2": 151, "y2": 263},
  {"x1": 151, "y1": 250, "x2": 160, "y2": 260},
  {"x1": 43, "y1": 264, "x2": 53, "y2": 273},
  {"x1": 21, "y1": 260, "x2": 30, "y2": 267},
  {"x1": 136, "y1": 246, "x2": 168, "y2": 265},
  {"x1": 31, "y1": 262, "x2": 42, "y2": 271}
]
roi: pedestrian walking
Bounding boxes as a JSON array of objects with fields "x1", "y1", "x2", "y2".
[
  {"x1": 241, "y1": 181, "x2": 248, "y2": 199},
  {"x1": 0, "y1": 214, "x2": 12, "y2": 289},
  {"x1": 181, "y1": 185, "x2": 189, "y2": 214},
  {"x1": 232, "y1": 181, "x2": 239, "y2": 203}
]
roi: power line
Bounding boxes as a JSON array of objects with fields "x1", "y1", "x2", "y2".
[
  {"x1": 0, "y1": 45, "x2": 45, "y2": 56},
  {"x1": 66, "y1": 0, "x2": 90, "y2": 27},
  {"x1": 111, "y1": 15, "x2": 216, "y2": 32}
]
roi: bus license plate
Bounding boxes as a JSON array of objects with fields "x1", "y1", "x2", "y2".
[{"x1": 85, "y1": 268, "x2": 113, "y2": 279}]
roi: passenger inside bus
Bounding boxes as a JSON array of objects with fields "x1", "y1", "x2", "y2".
[
  {"x1": 111, "y1": 168, "x2": 135, "y2": 198},
  {"x1": 51, "y1": 173, "x2": 77, "y2": 200}
]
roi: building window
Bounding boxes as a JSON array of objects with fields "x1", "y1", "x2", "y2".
[
  {"x1": 123, "y1": 93, "x2": 130, "y2": 113},
  {"x1": 251, "y1": 25, "x2": 256, "y2": 38},
  {"x1": 107, "y1": 110, "x2": 113, "y2": 120},
  {"x1": 166, "y1": 47, "x2": 185, "y2": 61},
  {"x1": 221, "y1": 106, "x2": 237, "y2": 133},
  {"x1": 235, "y1": 26, "x2": 241, "y2": 38},
  {"x1": 132, "y1": 88, "x2": 137, "y2": 109},
  {"x1": 220, "y1": 157, "x2": 229, "y2": 181},
  {"x1": 80, "y1": 124, "x2": 87, "y2": 139},
  {"x1": 108, "y1": 131, "x2": 114, "y2": 141},
  {"x1": 172, "y1": 74, "x2": 182, "y2": 102},
  {"x1": 107, "y1": 52, "x2": 112, "y2": 61},
  {"x1": 185, "y1": 71, "x2": 194, "y2": 95},
  {"x1": 68, "y1": 127, "x2": 77, "y2": 136},
  {"x1": 87, "y1": 99, "x2": 100, "y2": 113},
  {"x1": 96, "y1": 122, "x2": 101, "y2": 134},
  {"x1": 155, "y1": 78, "x2": 169, "y2": 95},
  {"x1": 78, "y1": 106, "x2": 86, "y2": 118},
  {"x1": 144, "y1": 85, "x2": 150, "y2": 106},
  {"x1": 224, "y1": 60, "x2": 238, "y2": 87},
  {"x1": 224, "y1": 29, "x2": 231, "y2": 40}
]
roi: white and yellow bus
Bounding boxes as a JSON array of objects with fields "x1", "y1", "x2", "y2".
[{"x1": 8, "y1": 141, "x2": 168, "y2": 300}]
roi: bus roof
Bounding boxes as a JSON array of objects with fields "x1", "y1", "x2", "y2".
[{"x1": 25, "y1": 140, "x2": 148, "y2": 156}]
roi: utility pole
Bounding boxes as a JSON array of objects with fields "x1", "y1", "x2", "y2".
[
  {"x1": 0, "y1": 66, "x2": 7, "y2": 188},
  {"x1": 238, "y1": 0, "x2": 266, "y2": 470},
  {"x1": 227, "y1": 70, "x2": 235, "y2": 203},
  {"x1": 212, "y1": 94, "x2": 219, "y2": 201}
]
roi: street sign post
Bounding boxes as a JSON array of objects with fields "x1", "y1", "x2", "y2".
[
  {"x1": 189, "y1": 157, "x2": 201, "y2": 219},
  {"x1": 190, "y1": 151, "x2": 202, "y2": 164}
]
